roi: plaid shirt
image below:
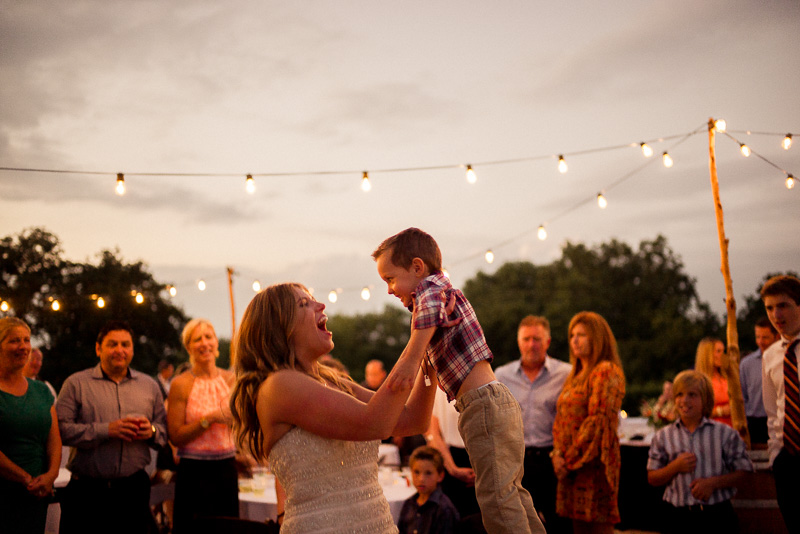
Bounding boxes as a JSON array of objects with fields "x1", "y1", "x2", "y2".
[
  {"x1": 411, "y1": 272, "x2": 493, "y2": 401},
  {"x1": 646, "y1": 417, "x2": 753, "y2": 507}
]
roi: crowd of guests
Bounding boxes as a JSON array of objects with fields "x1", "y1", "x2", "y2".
[{"x1": 1, "y1": 237, "x2": 798, "y2": 534}]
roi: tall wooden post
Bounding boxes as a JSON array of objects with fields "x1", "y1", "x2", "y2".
[
  {"x1": 226, "y1": 266, "x2": 236, "y2": 365},
  {"x1": 707, "y1": 118, "x2": 750, "y2": 448}
]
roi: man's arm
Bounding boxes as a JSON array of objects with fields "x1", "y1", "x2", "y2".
[
  {"x1": 647, "y1": 452, "x2": 696, "y2": 487},
  {"x1": 690, "y1": 470, "x2": 747, "y2": 501}
]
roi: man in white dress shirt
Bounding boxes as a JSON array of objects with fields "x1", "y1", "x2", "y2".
[{"x1": 760, "y1": 274, "x2": 800, "y2": 533}]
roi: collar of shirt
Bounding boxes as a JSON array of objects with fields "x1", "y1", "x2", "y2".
[
  {"x1": 408, "y1": 271, "x2": 450, "y2": 312},
  {"x1": 92, "y1": 363, "x2": 133, "y2": 382},
  {"x1": 674, "y1": 416, "x2": 714, "y2": 432}
]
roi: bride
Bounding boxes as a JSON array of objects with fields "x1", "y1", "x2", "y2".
[{"x1": 230, "y1": 283, "x2": 447, "y2": 533}]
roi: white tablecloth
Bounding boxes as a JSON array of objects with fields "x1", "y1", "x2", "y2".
[{"x1": 239, "y1": 468, "x2": 415, "y2": 524}]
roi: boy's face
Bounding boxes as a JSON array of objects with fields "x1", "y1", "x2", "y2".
[
  {"x1": 763, "y1": 293, "x2": 800, "y2": 339},
  {"x1": 674, "y1": 386, "x2": 703, "y2": 425},
  {"x1": 376, "y1": 253, "x2": 427, "y2": 308},
  {"x1": 410, "y1": 459, "x2": 444, "y2": 497}
]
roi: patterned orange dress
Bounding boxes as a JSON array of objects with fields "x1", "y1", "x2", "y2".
[{"x1": 552, "y1": 361, "x2": 625, "y2": 524}]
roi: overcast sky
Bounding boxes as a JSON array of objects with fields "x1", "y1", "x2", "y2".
[{"x1": 2, "y1": 0, "x2": 798, "y2": 340}]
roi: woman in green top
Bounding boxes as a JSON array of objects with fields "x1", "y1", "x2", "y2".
[{"x1": 0, "y1": 317, "x2": 62, "y2": 534}]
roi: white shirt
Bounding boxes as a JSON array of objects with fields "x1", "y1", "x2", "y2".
[
  {"x1": 762, "y1": 333, "x2": 800, "y2": 465},
  {"x1": 432, "y1": 386, "x2": 464, "y2": 448}
]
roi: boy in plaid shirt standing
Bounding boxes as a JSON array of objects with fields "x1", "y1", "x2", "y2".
[{"x1": 373, "y1": 227, "x2": 544, "y2": 534}]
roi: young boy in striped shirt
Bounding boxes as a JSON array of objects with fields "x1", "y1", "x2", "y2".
[
  {"x1": 647, "y1": 370, "x2": 753, "y2": 533},
  {"x1": 373, "y1": 227, "x2": 544, "y2": 534}
]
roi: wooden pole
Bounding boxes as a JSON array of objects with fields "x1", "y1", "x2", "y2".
[
  {"x1": 226, "y1": 266, "x2": 236, "y2": 365},
  {"x1": 707, "y1": 118, "x2": 750, "y2": 448}
]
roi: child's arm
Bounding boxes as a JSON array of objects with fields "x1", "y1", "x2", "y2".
[
  {"x1": 690, "y1": 470, "x2": 747, "y2": 501},
  {"x1": 647, "y1": 452, "x2": 696, "y2": 486}
]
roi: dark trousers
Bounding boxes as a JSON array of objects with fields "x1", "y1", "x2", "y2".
[
  {"x1": 522, "y1": 446, "x2": 572, "y2": 534},
  {"x1": 774, "y1": 447, "x2": 800, "y2": 534},
  {"x1": 441, "y1": 446, "x2": 481, "y2": 519},
  {"x1": 664, "y1": 500, "x2": 738, "y2": 534},
  {"x1": 173, "y1": 457, "x2": 239, "y2": 534},
  {"x1": 59, "y1": 470, "x2": 152, "y2": 534},
  {"x1": 746, "y1": 416, "x2": 768, "y2": 445}
]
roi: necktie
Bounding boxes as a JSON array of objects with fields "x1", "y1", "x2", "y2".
[{"x1": 783, "y1": 339, "x2": 800, "y2": 455}]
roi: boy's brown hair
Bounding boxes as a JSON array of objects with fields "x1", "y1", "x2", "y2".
[
  {"x1": 372, "y1": 227, "x2": 442, "y2": 274},
  {"x1": 409, "y1": 445, "x2": 445, "y2": 474},
  {"x1": 760, "y1": 274, "x2": 800, "y2": 305}
]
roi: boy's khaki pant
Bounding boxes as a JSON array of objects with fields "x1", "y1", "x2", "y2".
[{"x1": 455, "y1": 382, "x2": 546, "y2": 534}]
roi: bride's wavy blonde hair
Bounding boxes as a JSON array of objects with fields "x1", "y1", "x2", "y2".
[{"x1": 230, "y1": 282, "x2": 353, "y2": 462}]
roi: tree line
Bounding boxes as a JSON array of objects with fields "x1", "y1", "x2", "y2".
[{"x1": 0, "y1": 227, "x2": 778, "y2": 410}]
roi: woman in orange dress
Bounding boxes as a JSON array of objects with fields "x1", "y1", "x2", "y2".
[
  {"x1": 694, "y1": 337, "x2": 732, "y2": 426},
  {"x1": 551, "y1": 311, "x2": 625, "y2": 534}
]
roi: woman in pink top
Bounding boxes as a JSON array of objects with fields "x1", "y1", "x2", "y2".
[
  {"x1": 167, "y1": 319, "x2": 238, "y2": 533},
  {"x1": 694, "y1": 337, "x2": 733, "y2": 427}
]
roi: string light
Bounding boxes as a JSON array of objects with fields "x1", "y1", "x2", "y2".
[
  {"x1": 442, "y1": 269, "x2": 450, "y2": 278},
  {"x1": 115, "y1": 173, "x2": 125, "y2": 195},
  {"x1": 662, "y1": 152, "x2": 674, "y2": 168},
  {"x1": 245, "y1": 174, "x2": 255, "y2": 194},
  {"x1": 328, "y1": 290, "x2": 338, "y2": 303},
  {"x1": 485, "y1": 250, "x2": 494, "y2": 264},
  {"x1": 784, "y1": 134, "x2": 793, "y2": 150},
  {"x1": 537, "y1": 225, "x2": 547, "y2": 240},
  {"x1": 557, "y1": 155, "x2": 568, "y2": 174},
  {"x1": 361, "y1": 171, "x2": 371, "y2": 192},
  {"x1": 597, "y1": 193, "x2": 607, "y2": 209},
  {"x1": 714, "y1": 119, "x2": 727, "y2": 132},
  {"x1": 465, "y1": 164, "x2": 477, "y2": 184},
  {"x1": 640, "y1": 143, "x2": 653, "y2": 157},
  {"x1": 167, "y1": 285, "x2": 177, "y2": 297},
  {"x1": 97, "y1": 297, "x2": 105, "y2": 308},
  {"x1": 51, "y1": 299, "x2": 60, "y2": 311},
  {"x1": 740, "y1": 143, "x2": 751, "y2": 157},
  {"x1": 787, "y1": 174, "x2": 796, "y2": 190},
  {"x1": 197, "y1": 280, "x2": 206, "y2": 291},
  {"x1": 134, "y1": 292, "x2": 144, "y2": 304},
  {"x1": 252, "y1": 280, "x2": 261, "y2": 292},
  {"x1": 0, "y1": 301, "x2": 9, "y2": 312},
  {"x1": 361, "y1": 287, "x2": 371, "y2": 300}
]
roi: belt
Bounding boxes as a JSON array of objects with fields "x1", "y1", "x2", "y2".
[
  {"x1": 525, "y1": 446, "x2": 553, "y2": 457},
  {"x1": 681, "y1": 501, "x2": 726, "y2": 513},
  {"x1": 71, "y1": 469, "x2": 147, "y2": 489}
]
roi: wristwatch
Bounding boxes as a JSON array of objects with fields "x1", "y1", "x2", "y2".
[{"x1": 200, "y1": 417, "x2": 210, "y2": 429}]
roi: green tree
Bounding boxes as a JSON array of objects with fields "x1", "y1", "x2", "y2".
[
  {"x1": 464, "y1": 235, "x2": 721, "y2": 411},
  {"x1": 1, "y1": 227, "x2": 188, "y2": 389},
  {"x1": 327, "y1": 305, "x2": 411, "y2": 383}
]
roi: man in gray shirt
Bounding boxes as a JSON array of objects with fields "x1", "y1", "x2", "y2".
[
  {"x1": 495, "y1": 315, "x2": 572, "y2": 534},
  {"x1": 56, "y1": 320, "x2": 167, "y2": 534}
]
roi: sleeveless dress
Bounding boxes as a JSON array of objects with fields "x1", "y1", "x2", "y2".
[{"x1": 269, "y1": 427, "x2": 398, "y2": 534}]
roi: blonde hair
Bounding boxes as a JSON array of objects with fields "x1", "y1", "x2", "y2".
[
  {"x1": 0, "y1": 317, "x2": 30, "y2": 344},
  {"x1": 694, "y1": 337, "x2": 729, "y2": 380},
  {"x1": 181, "y1": 318, "x2": 219, "y2": 365},
  {"x1": 672, "y1": 370, "x2": 715, "y2": 418},
  {"x1": 565, "y1": 311, "x2": 625, "y2": 386},
  {"x1": 230, "y1": 283, "x2": 353, "y2": 462}
]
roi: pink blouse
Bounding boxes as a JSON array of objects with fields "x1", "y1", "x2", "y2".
[{"x1": 178, "y1": 373, "x2": 236, "y2": 460}]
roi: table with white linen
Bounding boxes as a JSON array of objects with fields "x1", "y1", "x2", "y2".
[{"x1": 239, "y1": 467, "x2": 415, "y2": 524}]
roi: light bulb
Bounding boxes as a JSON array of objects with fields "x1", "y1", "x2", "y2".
[
  {"x1": 51, "y1": 299, "x2": 60, "y2": 311},
  {"x1": 640, "y1": 143, "x2": 653, "y2": 158},
  {"x1": 787, "y1": 174, "x2": 796, "y2": 190},
  {"x1": 714, "y1": 119, "x2": 727, "y2": 132},
  {"x1": 662, "y1": 152, "x2": 674, "y2": 168},
  {"x1": 557, "y1": 155, "x2": 568, "y2": 174},
  {"x1": 328, "y1": 290, "x2": 338, "y2": 303},
  {"x1": 485, "y1": 250, "x2": 494, "y2": 264},
  {"x1": 597, "y1": 193, "x2": 607, "y2": 209},
  {"x1": 740, "y1": 144, "x2": 751, "y2": 157},
  {"x1": 115, "y1": 173, "x2": 125, "y2": 195},
  {"x1": 135, "y1": 292, "x2": 144, "y2": 304},
  {"x1": 361, "y1": 287, "x2": 371, "y2": 301},
  {"x1": 97, "y1": 297, "x2": 105, "y2": 308},
  {"x1": 168, "y1": 285, "x2": 177, "y2": 297},
  {"x1": 252, "y1": 280, "x2": 261, "y2": 292},
  {"x1": 466, "y1": 164, "x2": 477, "y2": 184},
  {"x1": 783, "y1": 134, "x2": 793, "y2": 150},
  {"x1": 361, "y1": 171, "x2": 371, "y2": 192},
  {"x1": 198, "y1": 280, "x2": 206, "y2": 291},
  {"x1": 537, "y1": 225, "x2": 547, "y2": 241},
  {"x1": 245, "y1": 174, "x2": 255, "y2": 194},
  {"x1": 442, "y1": 269, "x2": 450, "y2": 279},
  {"x1": 0, "y1": 301, "x2": 9, "y2": 312}
]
